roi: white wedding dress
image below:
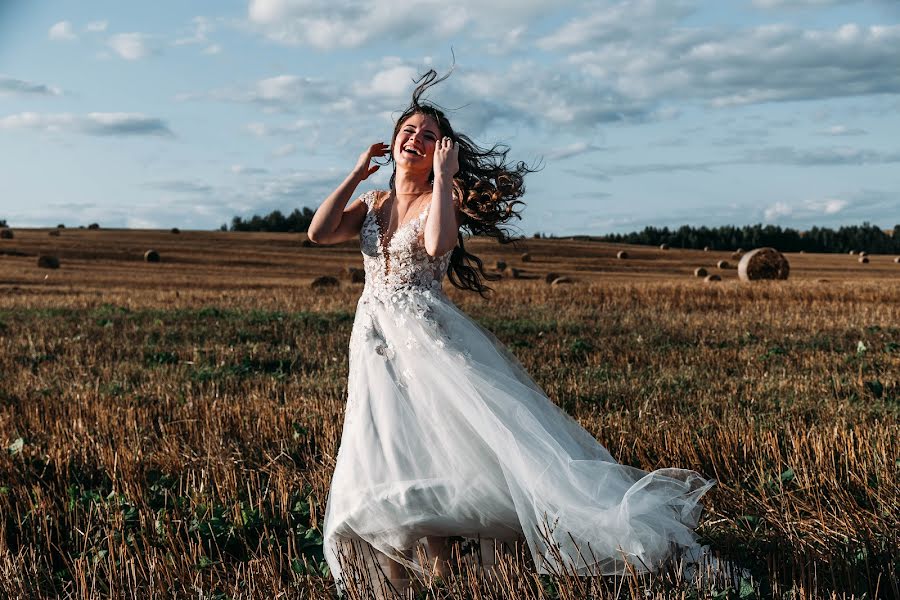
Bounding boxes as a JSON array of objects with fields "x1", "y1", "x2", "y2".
[{"x1": 322, "y1": 190, "x2": 715, "y2": 593}]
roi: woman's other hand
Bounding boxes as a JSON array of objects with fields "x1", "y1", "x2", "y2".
[
  {"x1": 353, "y1": 142, "x2": 389, "y2": 181},
  {"x1": 434, "y1": 137, "x2": 459, "y2": 179}
]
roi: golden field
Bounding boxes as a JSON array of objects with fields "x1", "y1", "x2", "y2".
[{"x1": 0, "y1": 228, "x2": 898, "y2": 599}]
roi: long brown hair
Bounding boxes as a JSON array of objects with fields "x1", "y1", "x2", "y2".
[{"x1": 380, "y1": 68, "x2": 538, "y2": 298}]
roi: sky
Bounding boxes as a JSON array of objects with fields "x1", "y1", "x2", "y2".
[{"x1": 1, "y1": 0, "x2": 899, "y2": 236}]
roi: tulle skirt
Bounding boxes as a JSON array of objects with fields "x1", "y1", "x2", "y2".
[{"x1": 321, "y1": 285, "x2": 714, "y2": 592}]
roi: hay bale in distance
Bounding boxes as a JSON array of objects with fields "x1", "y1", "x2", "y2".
[
  {"x1": 545, "y1": 272, "x2": 560, "y2": 284},
  {"x1": 311, "y1": 275, "x2": 339, "y2": 288},
  {"x1": 37, "y1": 255, "x2": 60, "y2": 269},
  {"x1": 694, "y1": 267, "x2": 708, "y2": 277},
  {"x1": 703, "y1": 246, "x2": 710, "y2": 252},
  {"x1": 737, "y1": 247, "x2": 790, "y2": 282},
  {"x1": 87, "y1": 223, "x2": 100, "y2": 230},
  {"x1": 617, "y1": 250, "x2": 629, "y2": 259},
  {"x1": 521, "y1": 252, "x2": 532, "y2": 262},
  {"x1": 717, "y1": 260, "x2": 730, "y2": 269},
  {"x1": 848, "y1": 250, "x2": 856, "y2": 255},
  {"x1": 57, "y1": 224, "x2": 65, "y2": 229},
  {"x1": 704, "y1": 274, "x2": 721, "y2": 282},
  {"x1": 495, "y1": 260, "x2": 507, "y2": 271},
  {"x1": 0, "y1": 229, "x2": 13, "y2": 239},
  {"x1": 509, "y1": 267, "x2": 523, "y2": 279},
  {"x1": 858, "y1": 256, "x2": 869, "y2": 264},
  {"x1": 894, "y1": 257, "x2": 900, "y2": 264},
  {"x1": 858, "y1": 251, "x2": 868, "y2": 257},
  {"x1": 659, "y1": 243, "x2": 669, "y2": 250},
  {"x1": 551, "y1": 276, "x2": 574, "y2": 286},
  {"x1": 48, "y1": 229, "x2": 60, "y2": 237},
  {"x1": 144, "y1": 249, "x2": 161, "y2": 263},
  {"x1": 171, "y1": 227, "x2": 181, "y2": 234}
]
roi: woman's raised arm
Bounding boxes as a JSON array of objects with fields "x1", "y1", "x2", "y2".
[{"x1": 307, "y1": 142, "x2": 387, "y2": 245}]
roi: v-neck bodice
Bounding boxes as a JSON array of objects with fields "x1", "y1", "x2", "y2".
[{"x1": 358, "y1": 189, "x2": 453, "y2": 298}]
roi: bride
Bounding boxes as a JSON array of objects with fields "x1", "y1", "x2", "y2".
[{"x1": 307, "y1": 69, "x2": 715, "y2": 596}]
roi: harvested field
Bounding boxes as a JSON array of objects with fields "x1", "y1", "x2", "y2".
[{"x1": 0, "y1": 229, "x2": 897, "y2": 599}]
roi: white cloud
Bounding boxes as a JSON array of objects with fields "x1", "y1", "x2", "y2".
[
  {"x1": 48, "y1": 21, "x2": 77, "y2": 41},
  {"x1": 107, "y1": 33, "x2": 156, "y2": 60},
  {"x1": 203, "y1": 44, "x2": 222, "y2": 55},
  {"x1": 764, "y1": 201, "x2": 793, "y2": 220},
  {"x1": 179, "y1": 75, "x2": 342, "y2": 112},
  {"x1": 0, "y1": 76, "x2": 62, "y2": 97},
  {"x1": 545, "y1": 142, "x2": 607, "y2": 160},
  {"x1": 174, "y1": 16, "x2": 214, "y2": 46},
  {"x1": 817, "y1": 125, "x2": 867, "y2": 136},
  {"x1": 752, "y1": 0, "x2": 844, "y2": 7},
  {"x1": 553, "y1": 19, "x2": 900, "y2": 111},
  {"x1": 0, "y1": 112, "x2": 173, "y2": 137},
  {"x1": 85, "y1": 20, "x2": 108, "y2": 33},
  {"x1": 230, "y1": 164, "x2": 269, "y2": 175},
  {"x1": 271, "y1": 143, "x2": 298, "y2": 157},
  {"x1": 805, "y1": 198, "x2": 848, "y2": 214},
  {"x1": 245, "y1": 0, "x2": 579, "y2": 49}
]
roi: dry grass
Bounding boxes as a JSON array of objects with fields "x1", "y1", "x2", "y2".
[{"x1": 0, "y1": 229, "x2": 898, "y2": 599}]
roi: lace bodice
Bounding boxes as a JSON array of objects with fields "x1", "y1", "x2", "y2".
[{"x1": 358, "y1": 190, "x2": 453, "y2": 299}]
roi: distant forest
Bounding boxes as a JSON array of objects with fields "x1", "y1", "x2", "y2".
[
  {"x1": 225, "y1": 207, "x2": 315, "y2": 233},
  {"x1": 574, "y1": 222, "x2": 900, "y2": 254}
]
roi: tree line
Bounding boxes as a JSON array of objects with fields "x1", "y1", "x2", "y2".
[
  {"x1": 583, "y1": 222, "x2": 900, "y2": 253},
  {"x1": 225, "y1": 207, "x2": 316, "y2": 232}
]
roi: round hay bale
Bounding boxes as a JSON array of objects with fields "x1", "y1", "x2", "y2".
[
  {"x1": 57, "y1": 224, "x2": 65, "y2": 229},
  {"x1": 703, "y1": 246, "x2": 710, "y2": 252},
  {"x1": 48, "y1": 229, "x2": 60, "y2": 237},
  {"x1": 848, "y1": 250, "x2": 856, "y2": 255},
  {"x1": 510, "y1": 267, "x2": 523, "y2": 279},
  {"x1": 346, "y1": 267, "x2": 365, "y2": 283},
  {"x1": 311, "y1": 275, "x2": 339, "y2": 288},
  {"x1": 858, "y1": 251, "x2": 868, "y2": 257},
  {"x1": 894, "y1": 257, "x2": 900, "y2": 264},
  {"x1": 171, "y1": 227, "x2": 181, "y2": 234},
  {"x1": 551, "y1": 276, "x2": 574, "y2": 286},
  {"x1": 495, "y1": 260, "x2": 507, "y2": 271},
  {"x1": 737, "y1": 247, "x2": 790, "y2": 282},
  {"x1": 704, "y1": 274, "x2": 721, "y2": 282},
  {"x1": 301, "y1": 239, "x2": 314, "y2": 248},
  {"x1": 0, "y1": 229, "x2": 13, "y2": 239},
  {"x1": 735, "y1": 248, "x2": 744, "y2": 254},
  {"x1": 87, "y1": 223, "x2": 100, "y2": 230},
  {"x1": 858, "y1": 256, "x2": 869, "y2": 264},
  {"x1": 616, "y1": 250, "x2": 628, "y2": 259},
  {"x1": 521, "y1": 252, "x2": 532, "y2": 262},
  {"x1": 545, "y1": 272, "x2": 560, "y2": 284},
  {"x1": 659, "y1": 243, "x2": 669, "y2": 250},
  {"x1": 144, "y1": 249, "x2": 160, "y2": 263},
  {"x1": 694, "y1": 267, "x2": 707, "y2": 277},
  {"x1": 37, "y1": 255, "x2": 60, "y2": 269},
  {"x1": 731, "y1": 251, "x2": 742, "y2": 260},
  {"x1": 716, "y1": 260, "x2": 730, "y2": 269}
]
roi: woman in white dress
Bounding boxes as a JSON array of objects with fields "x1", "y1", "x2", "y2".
[{"x1": 307, "y1": 70, "x2": 715, "y2": 596}]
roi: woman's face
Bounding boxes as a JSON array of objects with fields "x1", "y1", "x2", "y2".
[{"x1": 392, "y1": 113, "x2": 441, "y2": 171}]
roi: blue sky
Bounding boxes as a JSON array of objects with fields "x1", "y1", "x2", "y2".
[{"x1": 1, "y1": 0, "x2": 899, "y2": 235}]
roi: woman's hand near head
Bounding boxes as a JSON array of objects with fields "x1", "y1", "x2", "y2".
[
  {"x1": 353, "y1": 142, "x2": 390, "y2": 181},
  {"x1": 307, "y1": 142, "x2": 386, "y2": 245},
  {"x1": 434, "y1": 137, "x2": 459, "y2": 179}
]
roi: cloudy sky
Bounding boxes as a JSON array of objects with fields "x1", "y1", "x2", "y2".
[{"x1": 1, "y1": 0, "x2": 899, "y2": 235}]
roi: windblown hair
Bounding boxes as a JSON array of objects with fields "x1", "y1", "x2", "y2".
[{"x1": 382, "y1": 68, "x2": 537, "y2": 298}]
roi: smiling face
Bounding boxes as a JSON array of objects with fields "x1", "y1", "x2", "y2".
[{"x1": 392, "y1": 112, "x2": 441, "y2": 170}]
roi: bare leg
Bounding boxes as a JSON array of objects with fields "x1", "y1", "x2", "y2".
[{"x1": 425, "y1": 536, "x2": 452, "y2": 577}]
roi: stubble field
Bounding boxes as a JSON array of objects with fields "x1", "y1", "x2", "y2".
[{"x1": 0, "y1": 228, "x2": 898, "y2": 599}]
